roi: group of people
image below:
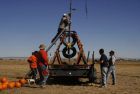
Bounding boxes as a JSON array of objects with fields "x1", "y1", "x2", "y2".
[
  {"x1": 27, "y1": 44, "x2": 49, "y2": 88},
  {"x1": 98, "y1": 48, "x2": 116, "y2": 88},
  {"x1": 27, "y1": 13, "x2": 71, "y2": 86},
  {"x1": 26, "y1": 13, "x2": 71, "y2": 88},
  {"x1": 26, "y1": 13, "x2": 116, "y2": 88},
  {"x1": 52, "y1": 13, "x2": 116, "y2": 88}
]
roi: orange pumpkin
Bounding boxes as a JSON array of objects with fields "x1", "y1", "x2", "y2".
[
  {"x1": 19, "y1": 79, "x2": 27, "y2": 85},
  {"x1": 11, "y1": 82, "x2": 15, "y2": 86},
  {"x1": 0, "y1": 84, "x2": 3, "y2": 90},
  {"x1": 8, "y1": 82, "x2": 15, "y2": 89},
  {"x1": 2, "y1": 83, "x2": 7, "y2": 90},
  {"x1": 1, "y1": 77, "x2": 8, "y2": 83},
  {"x1": 3, "y1": 81, "x2": 8, "y2": 85},
  {"x1": 15, "y1": 82, "x2": 21, "y2": 88}
]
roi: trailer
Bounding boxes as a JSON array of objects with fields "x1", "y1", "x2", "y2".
[{"x1": 46, "y1": 0, "x2": 96, "y2": 83}]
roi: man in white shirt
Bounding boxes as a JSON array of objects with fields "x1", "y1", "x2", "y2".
[{"x1": 107, "y1": 50, "x2": 116, "y2": 85}]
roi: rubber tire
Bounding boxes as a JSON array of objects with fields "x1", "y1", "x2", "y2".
[
  {"x1": 89, "y1": 67, "x2": 97, "y2": 83},
  {"x1": 62, "y1": 47, "x2": 77, "y2": 58},
  {"x1": 62, "y1": 31, "x2": 77, "y2": 47}
]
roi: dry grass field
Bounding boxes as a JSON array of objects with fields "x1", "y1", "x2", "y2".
[{"x1": 0, "y1": 59, "x2": 140, "y2": 94}]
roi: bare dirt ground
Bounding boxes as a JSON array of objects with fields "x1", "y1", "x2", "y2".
[{"x1": 0, "y1": 60, "x2": 140, "y2": 94}]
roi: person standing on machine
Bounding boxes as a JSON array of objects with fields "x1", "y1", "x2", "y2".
[{"x1": 51, "y1": 13, "x2": 71, "y2": 43}]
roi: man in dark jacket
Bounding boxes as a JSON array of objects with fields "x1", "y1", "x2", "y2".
[{"x1": 99, "y1": 48, "x2": 109, "y2": 87}]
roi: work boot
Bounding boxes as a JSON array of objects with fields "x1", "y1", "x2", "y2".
[
  {"x1": 112, "y1": 83, "x2": 116, "y2": 85},
  {"x1": 39, "y1": 81, "x2": 46, "y2": 88},
  {"x1": 100, "y1": 85, "x2": 107, "y2": 88},
  {"x1": 40, "y1": 84, "x2": 46, "y2": 88},
  {"x1": 88, "y1": 83, "x2": 96, "y2": 86}
]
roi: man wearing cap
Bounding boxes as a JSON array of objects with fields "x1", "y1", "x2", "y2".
[
  {"x1": 99, "y1": 48, "x2": 109, "y2": 87},
  {"x1": 107, "y1": 50, "x2": 116, "y2": 85},
  {"x1": 51, "y1": 13, "x2": 71, "y2": 43},
  {"x1": 37, "y1": 44, "x2": 49, "y2": 88}
]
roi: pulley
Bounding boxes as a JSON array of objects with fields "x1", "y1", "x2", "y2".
[{"x1": 61, "y1": 31, "x2": 77, "y2": 47}]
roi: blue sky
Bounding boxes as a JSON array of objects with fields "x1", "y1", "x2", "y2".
[{"x1": 0, "y1": 0, "x2": 140, "y2": 59}]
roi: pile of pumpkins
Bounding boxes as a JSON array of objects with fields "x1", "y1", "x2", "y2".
[{"x1": 0, "y1": 77, "x2": 27, "y2": 91}]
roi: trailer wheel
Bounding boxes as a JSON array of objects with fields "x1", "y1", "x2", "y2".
[{"x1": 89, "y1": 67, "x2": 97, "y2": 83}]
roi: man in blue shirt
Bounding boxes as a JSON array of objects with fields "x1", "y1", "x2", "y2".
[{"x1": 99, "y1": 49, "x2": 109, "y2": 87}]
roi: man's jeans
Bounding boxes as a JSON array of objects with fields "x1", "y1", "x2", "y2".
[
  {"x1": 101, "y1": 67, "x2": 108, "y2": 85},
  {"x1": 107, "y1": 65, "x2": 116, "y2": 84},
  {"x1": 38, "y1": 64, "x2": 48, "y2": 85}
]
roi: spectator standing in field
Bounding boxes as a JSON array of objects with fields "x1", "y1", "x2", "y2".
[
  {"x1": 99, "y1": 49, "x2": 109, "y2": 87},
  {"x1": 27, "y1": 51, "x2": 38, "y2": 80},
  {"x1": 51, "y1": 13, "x2": 71, "y2": 43},
  {"x1": 37, "y1": 44, "x2": 49, "y2": 88},
  {"x1": 107, "y1": 50, "x2": 116, "y2": 85}
]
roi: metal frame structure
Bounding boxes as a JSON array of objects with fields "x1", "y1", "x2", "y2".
[{"x1": 46, "y1": 0, "x2": 96, "y2": 82}]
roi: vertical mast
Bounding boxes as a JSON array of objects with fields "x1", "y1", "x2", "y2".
[
  {"x1": 85, "y1": 0, "x2": 88, "y2": 18},
  {"x1": 68, "y1": 0, "x2": 72, "y2": 62},
  {"x1": 69, "y1": 0, "x2": 72, "y2": 33}
]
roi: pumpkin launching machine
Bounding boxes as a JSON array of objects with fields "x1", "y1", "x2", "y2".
[{"x1": 47, "y1": 0, "x2": 96, "y2": 83}]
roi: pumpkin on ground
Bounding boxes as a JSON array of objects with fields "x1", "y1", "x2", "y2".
[
  {"x1": 7, "y1": 82, "x2": 15, "y2": 89},
  {"x1": 19, "y1": 78, "x2": 27, "y2": 85},
  {"x1": 2, "y1": 83, "x2": 7, "y2": 90},
  {"x1": 0, "y1": 84, "x2": 3, "y2": 90},
  {"x1": 15, "y1": 82, "x2": 21, "y2": 88},
  {"x1": 3, "y1": 81, "x2": 9, "y2": 85},
  {"x1": 1, "y1": 77, "x2": 8, "y2": 83}
]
